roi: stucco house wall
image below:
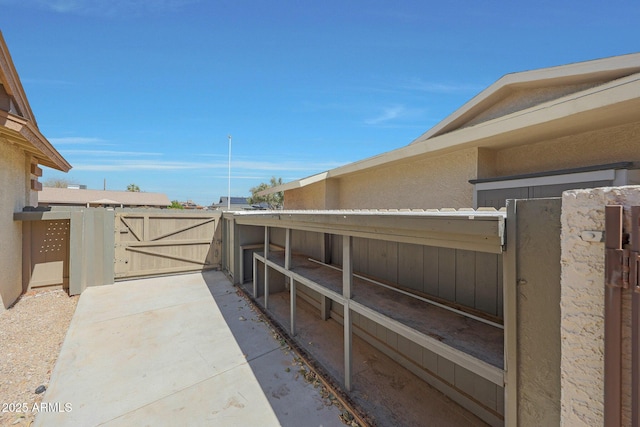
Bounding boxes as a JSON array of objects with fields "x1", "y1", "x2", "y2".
[
  {"x1": 285, "y1": 118, "x2": 640, "y2": 211},
  {"x1": 337, "y1": 148, "x2": 478, "y2": 209},
  {"x1": 285, "y1": 180, "x2": 329, "y2": 210},
  {"x1": 493, "y1": 120, "x2": 640, "y2": 177},
  {"x1": 285, "y1": 148, "x2": 479, "y2": 210},
  {"x1": 0, "y1": 142, "x2": 33, "y2": 310}
]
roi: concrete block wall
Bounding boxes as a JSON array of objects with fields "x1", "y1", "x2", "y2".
[{"x1": 561, "y1": 186, "x2": 639, "y2": 426}]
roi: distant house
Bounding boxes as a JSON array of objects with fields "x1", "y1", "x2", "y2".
[
  {"x1": 180, "y1": 200, "x2": 204, "y2": 210},
  {"x1": 262, "y1": 53, "x2": 640, "y2": 210},
  {"x1": 211, "y1": 196, "x2": 252, "y2": 210},
  {"x1": 0, "y1": 31, "x2": 71, "y2": 310},
  {"x1": 39, "y1": 187, "x2": 171, "y2": 208}
]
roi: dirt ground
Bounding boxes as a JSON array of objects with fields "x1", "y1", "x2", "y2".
[
  {"x1": 0, "y1": 290, "x2": 78, "y2": 427},
  {"x1": 257, "y1": 289, "x2": 490, "y2": 427}
]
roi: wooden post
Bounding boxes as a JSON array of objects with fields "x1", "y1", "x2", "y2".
[
  {"x1": 285, "y1": 228, "x2": 292, "y2": 270},
  {"x1": 320, "y1": 296, "x2": 331, "y2": 321},
  {"x1": 264, "y1": 226, "x2": 269, "y2": 309},
  {"x1": 504, "y1": 200, "x2": 518, "y2": 426},
  {"x1": 290, "y1": 278, "x2": 297, "y2": 336},
  {"x1": 253, "y1": 254, "x2": 258, "y2": 298},
  {"x1": 343, "y1": 235, "x2": 353, "y2": 391},
  {"x1": 285, "y1": 228, "x2": 296, "y2": 334}
]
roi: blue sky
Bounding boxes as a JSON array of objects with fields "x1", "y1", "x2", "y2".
[{"x1": 1, "y1": 1, "x2": 638, "y2": 205}]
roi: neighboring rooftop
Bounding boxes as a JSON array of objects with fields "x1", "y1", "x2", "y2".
[
  {"x1": 211, "y1": 196, "x2": 252, "y2": 210},
  {"x1": 39, "y1": 187, "x2": 171, "y2": 208}
]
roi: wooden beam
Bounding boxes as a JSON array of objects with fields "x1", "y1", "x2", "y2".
[
  {"x1": 343, "y1": 235, "x2": 353, "y2": 391},
  {"x1": 290, "y1": 278, "x2": 297, "y2": 336},
  {"x1": 124, "y1": 247, "x2": 210, "y2": 266},
  {"x1": 30, "y1": 162, "x2": 42, "y2": 177},
  {"x1": 119, "y1": 215, "x2": 142, "y2": 242},
  {"x1": 320, "y1": 296, "x2": 331, "y2": 321},
  {"x1": 253, "y1": 254, "x2": 258, "y2": 298},
  {"x1": 264, "y1": 226, "x2": 270, "y2": 309},
  {"x1": 504, "y1": 201, "x2": 518, "y2": 425},
  {"x1": 234, "y1": 212, "x2": 505, "y2": 254},
  {"x1": 150, "y1": 217, "x2": 216, "y2": 241}
]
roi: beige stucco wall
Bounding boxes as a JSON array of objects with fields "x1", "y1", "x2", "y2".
[
  {"x1": 286, "y1": 148, "x2": 479, "y2": 210},
  {"x1": 285, "y1": 180, "x2": 328, "y2": 210},
  {"x1": 337, "y1": 148, "x2": 478, "y2": 209},
  {"x1": 494, "y1": 120, "x2": 640, "y2": 177},
  {"x1": 0, "y1": 141, "x2": 30, "y2": 311},
  {"x1": 561, "y1": 186, "x2": 638, "y2": 426}
]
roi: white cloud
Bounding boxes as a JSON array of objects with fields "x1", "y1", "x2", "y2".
[
  {"x1": 49, "y1": 137, "x2": 110, "y2": 145},
  {"x1": 71, "y1": 157, "x2": 345, "y2": 173},
  {"x1": 401, "y1": 78, "x2": 484, "y2": 94},
  {"x1": 61, "y1": 149, "x2": 162, "y2": 156},
  {"x1": 364, "y1": 105, "x2": 406, "y2": 125},
  {"x1": 72, "y1": 160, "x2": 210, "y2": 172},
  {"x1": 20, "y1": 0, "x2": 203, "y2": 16},
  {"x1": 232, "y1": 159, "x2": 344, "y2": 172}
]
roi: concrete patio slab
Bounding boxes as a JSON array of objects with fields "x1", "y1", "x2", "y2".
[{"x1": 35, "y1": 271, "x2": 343, "y2": 427}]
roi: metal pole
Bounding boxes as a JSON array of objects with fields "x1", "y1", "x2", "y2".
[{"x1": 227, "y1": 135, "x2": 232, "y2": 210}]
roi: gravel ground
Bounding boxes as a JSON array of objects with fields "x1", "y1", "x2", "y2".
[{"x1": 0, "y1": 289, "x2": 78, "y2": 427}]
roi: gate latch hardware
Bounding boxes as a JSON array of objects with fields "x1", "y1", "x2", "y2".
[{"x1": 605, "y1": 205, "x2": 640, "y2": 291}]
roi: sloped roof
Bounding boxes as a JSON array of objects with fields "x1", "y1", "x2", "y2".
[
  {"x1": 217, "y1": 196, "x2": 250, "y2": 205},
  {"x1": 411, "y1": 52, "x2": 640, "y2": 144},
  {"x1": 39, "y1": 187, "x2": 171, "y2": 207},
  {"x1": 0, "y1": 31, "x2": 70, "y2": 171},
  {"x1": 261, "y1": 53, "x2": 640, "y2": 196}
]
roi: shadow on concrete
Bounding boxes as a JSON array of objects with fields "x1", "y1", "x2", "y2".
[
  {"x1": 219, "y1": 275, "x2": 491, "y2": 427},
  {"x1": 201, "y1": 270, "x2": 344, "y2": 427}
]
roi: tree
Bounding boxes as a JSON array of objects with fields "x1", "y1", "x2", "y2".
[
  {"x1": 248, "y1": 176, "x2": 284, "y2": 209},
  {"x1": 169, "y1": 200, "x2": 184, "y2": 209},
  {"x1": 43, "y1": 177, "x2": 74, "y2": 188},
  {"x1": 127, "y1": 183, "x2": 140, "y2": 192}
]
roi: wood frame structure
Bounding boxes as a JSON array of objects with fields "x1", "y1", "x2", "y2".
[{"x1": 231, "y1": 209, "x2": 511, "y2": 426}]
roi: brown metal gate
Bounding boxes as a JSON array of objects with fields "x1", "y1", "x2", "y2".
[{"x1": 114, "y1": 211, "x2": 222, "y2": 279}]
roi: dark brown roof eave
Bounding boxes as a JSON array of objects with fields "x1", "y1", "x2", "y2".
[{"x1": 21, "y1": 121, "x2": 72, "y2": 172}]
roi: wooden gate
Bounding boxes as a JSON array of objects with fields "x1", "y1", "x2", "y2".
[
  {"x1": 114, "y1": 211, "x2": 222, "y2": 279},
  {"x1": 23, "y1": 219, "x2": 70, "y2": 291}
]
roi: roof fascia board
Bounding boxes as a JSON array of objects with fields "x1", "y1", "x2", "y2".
[
  {"x1": 418, "y1": 73, "x2": 640, "y2": 154},
  {"x1": 0, "y1": 32, "x2": 71, "y2": 172},
  {"x1": 0, "y1": 31, "x2": 35, "y2": 123},
  {"x1": 256, "y1": 172, "x2": 328, "y2": 196},
  {"x1": 341, "y1": 73, "x2": 640, "y2": 172},
  {"x1": 0, "y1": 108, "x2": 71, "y2": 171},
  {"x1": 411, "y1": 53, "x2": 640, "y2": 143},
  {"x1": 22, "y1": 121, "x2": 72, "y2": 171}
]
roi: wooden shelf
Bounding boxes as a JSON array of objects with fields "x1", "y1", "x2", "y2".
[{"x1": 255, "y1": 250, "x2": 504, "y2": 385}]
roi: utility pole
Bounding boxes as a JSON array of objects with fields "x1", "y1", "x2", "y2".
[{"x1": 227, "y1": 134, "x2": 232, "y2": 210}]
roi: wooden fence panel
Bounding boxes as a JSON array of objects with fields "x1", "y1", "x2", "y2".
[{"x1": 114, "y1": 211, "x2": 221, "y2": 279}]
